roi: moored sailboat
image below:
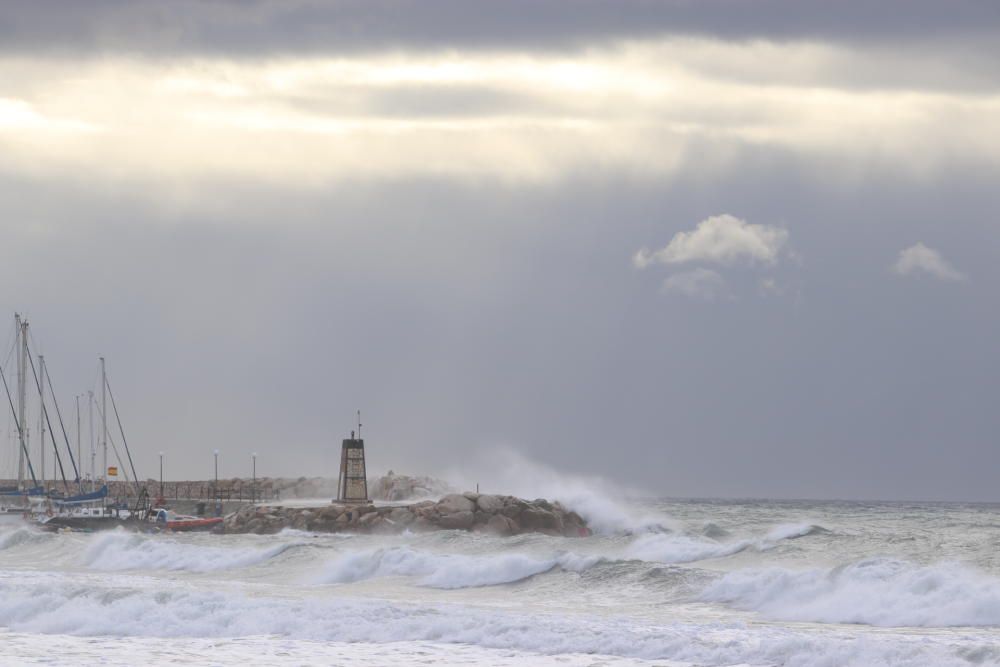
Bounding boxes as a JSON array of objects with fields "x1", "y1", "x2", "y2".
[{"x1": 2, "y1": 315, "x2": 150, "y2": 529}]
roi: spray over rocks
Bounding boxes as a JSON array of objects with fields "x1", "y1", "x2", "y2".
[{"x1": 222, "y1": 492, "x2": 591, "y2": 537}]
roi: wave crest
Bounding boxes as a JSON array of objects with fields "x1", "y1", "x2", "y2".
[
  {"x1": 0, "y1": 526, "x2": 51, "y2": 551},
  {"x1": 625, "y1": 521, "x2": 827, "y2": 564},
  {"x1": 701, "y1": 556, "x2": 1000, "y2": 627},
  {"x1": 318, "y1": 546, "x2": 600, "y2": 589},
  {"x1": 82, "y1": 532, "x2": 304, "y2": 572}
]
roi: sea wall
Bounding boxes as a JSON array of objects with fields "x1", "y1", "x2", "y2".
[{"x1": 222, "y1": 492, "x2": 591, "y2": 537}]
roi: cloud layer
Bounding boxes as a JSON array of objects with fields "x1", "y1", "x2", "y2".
[{"x1": 2, "y1": 36, "x2": 1000, "y2": 188}]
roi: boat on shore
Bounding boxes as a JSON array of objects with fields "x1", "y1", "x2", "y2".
[{"x1": 38, "y1": 504, "x2": 142, "y2": 532}]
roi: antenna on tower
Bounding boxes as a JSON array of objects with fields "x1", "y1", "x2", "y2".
[{"x1": 357, "y1": 410, "x2": 362, "y2": 440}]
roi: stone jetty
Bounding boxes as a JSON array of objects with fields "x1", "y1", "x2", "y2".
[{"x1": 222, "y1": 492, "x2": 591, "y2": 537}]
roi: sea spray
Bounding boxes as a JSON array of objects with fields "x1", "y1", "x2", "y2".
[{"x1": 445, "y1": 448, "x2": 677, "y2": 535}]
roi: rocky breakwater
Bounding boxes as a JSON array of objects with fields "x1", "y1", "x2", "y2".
[{"x1": 222, "y1": 492, "x2": 591, "y2": 537}]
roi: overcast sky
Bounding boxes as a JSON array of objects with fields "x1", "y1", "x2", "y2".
[{"x1": 2, "y1": 0, "x2": 999, "y2": 501}]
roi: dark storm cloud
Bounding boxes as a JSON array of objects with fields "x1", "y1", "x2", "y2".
[{"x1": 2, "y1": 0, "x2": 999, "y2": 58}]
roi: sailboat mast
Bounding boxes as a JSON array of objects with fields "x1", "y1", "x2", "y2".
[
  {"x1": 76, "y1": 395, "x2": 81, "y2": 485},
  {"x1": 14, "y1": 314, "x2": 22, "y2": 488},
  {"x1": 88, "y1": 390, "x2": 94, "y2": 490},
  {"x1": 16, "y1": 316, "x2": 28, "y2": 490},
  {"x1": 39, "y1": 355, "x2": 46, "y2": 488},
  {"x1": 100, "y1": 357, "x2": 107, "y2": 485}
]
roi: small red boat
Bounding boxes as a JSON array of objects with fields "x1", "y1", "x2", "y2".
[{"x1": 151, "y1": 508, "x2": 223, "y2": 532}]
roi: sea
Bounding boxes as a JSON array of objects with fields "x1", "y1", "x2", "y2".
[{"x1": 1, "y1": 496, "x2": 999, "y2": 666}]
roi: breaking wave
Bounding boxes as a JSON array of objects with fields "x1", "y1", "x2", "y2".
[
  {"x1": 81, "y1": 532, "x2": 305, "y2": 573},
  {"x1": 317, "y1": 546, "x2": 600, "y2": 589},
  {"x1": 626, "y1": 533, "x2": 751, "y2": 563},
  {"x1": 625, "y1": 522, "x2": 828, "y2": 564},
  {"x1": 762, "y1": 522, "x2": 829, "y2": 542},
  {"x1": 0, "y1": 526, "x2": 51, "y2": 551},
  {"x1": 701, "y1": 556, "x2": 1000, "y2": 627},
  {"x1": 0, "y1": 573, "x2": 986, "y2": 667}
]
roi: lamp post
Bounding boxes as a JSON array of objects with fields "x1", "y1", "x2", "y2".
[
  {"x1": 213, "y1": 449, "x2": 221, "y2": 517},
  {"x1": 158, "y1": 451, "x2": 164, "y2": 499},
  {"x1": 251, "y1": 452, "x2": 257, "y2": 504}
]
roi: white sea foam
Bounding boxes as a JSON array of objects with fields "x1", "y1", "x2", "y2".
[
  {"x1": 318, "y1": 546, "x2": 600, "y2": 588},
  {"x1": 0, "y1": 632, "x2": 682, "y2": 667},
  {"x1": 0, "y1": 572, "x2": 989, "y2": 667},
  {"x1": 701, "y1": 557, "x2": 1000, "y2": 627},
  {"x1": 81, "y1": 532, "x2": 304, "y2": 572}
]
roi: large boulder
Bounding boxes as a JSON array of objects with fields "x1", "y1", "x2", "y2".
[
  {"x1": 309, "y1": 518, "x2": 337, "y2": 532},
  {"x1": 484, "y1": 513, "x2": 516, "y2": 536},
  {"x1": 519, "y1": 508, "x2": 563, "y2": 534},
  {"x1": 500, "y1": 499, "x2": 528, "y2": 519},
  {"x1": 319, "y1": 505, "x2": 342, "y2": 520},
  {"x1": 476, "y1": 494, "x2": 504, "y2": 513},
  {"x1": 438, "y1": 493, "x2": 476, "y2": 514}
]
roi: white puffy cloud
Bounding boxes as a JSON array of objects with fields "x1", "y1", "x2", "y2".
[
  {"x1": 634, "y1": 214, "x2": 789, "y2": 268},
  {"x1": 661, "y1": 268, "x2": 727, "y2": 300},
  {"x1": 892, "y1": 242, "x2": 965, "y2": 282}
]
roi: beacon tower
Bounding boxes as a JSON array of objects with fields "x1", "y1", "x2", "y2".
[{"x1": 337, "y1": 412, "x2": 368, "y2": 502}]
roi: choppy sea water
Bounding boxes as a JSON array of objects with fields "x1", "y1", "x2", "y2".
[{"x1": 2, "y1": 497, "x2": 1000, "y2": 666}]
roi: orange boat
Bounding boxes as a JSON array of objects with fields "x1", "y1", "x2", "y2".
[{"x1": 150, "y1": 508, "x2": 223, "y2": 532}]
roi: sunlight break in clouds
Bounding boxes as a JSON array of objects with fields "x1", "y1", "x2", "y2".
[
  {"x1": 892, "y1": 243, "x2": 966, "y2": 282},
  {"x1": 0, "y1": 98, "x2": 98, "y2": 133},
  {"x1": 1, "y1": 37, "x2": 1000, "y2": 189},
  {"x1": 634, "y1": 215, "x2": 789, "y2": 269}
]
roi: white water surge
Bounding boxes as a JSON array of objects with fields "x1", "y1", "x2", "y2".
[{"x1": 1, "y1": 499, "x2": 999, "y2": 666}]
